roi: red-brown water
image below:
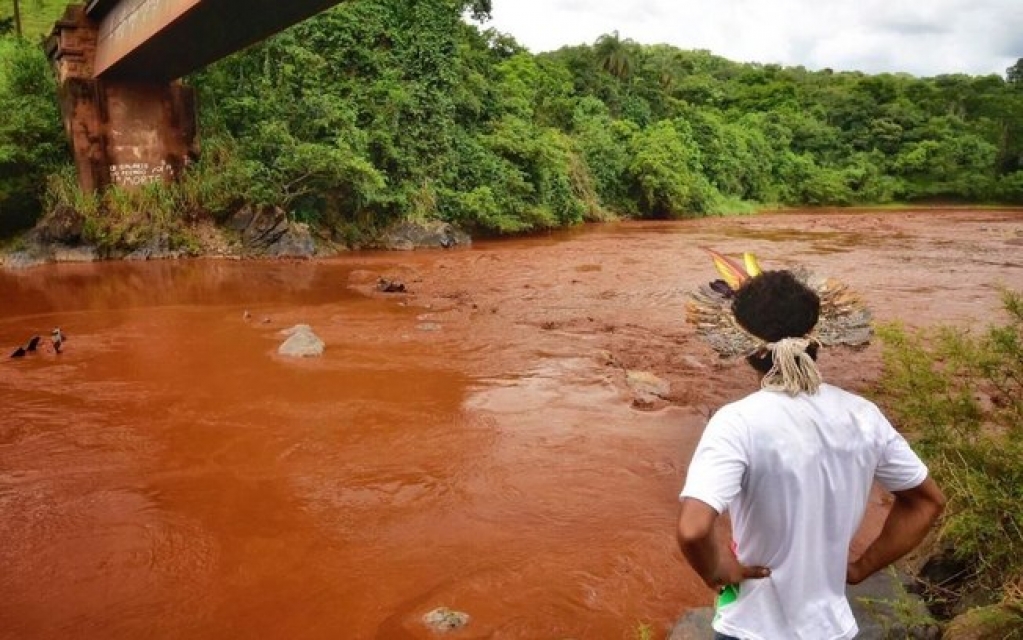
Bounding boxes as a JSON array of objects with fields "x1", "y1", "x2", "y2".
[{"x1": 1, "y1": 210, "x2": 1020, "y2": 639}]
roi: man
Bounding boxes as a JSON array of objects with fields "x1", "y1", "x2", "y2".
[{"x1": 677, "y1": 270, "x2": 945, "y2": 640}]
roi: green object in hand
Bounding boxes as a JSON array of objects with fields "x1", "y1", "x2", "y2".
[{"x1": 717, "y1": 583, "x2": 739, "y2": 608}]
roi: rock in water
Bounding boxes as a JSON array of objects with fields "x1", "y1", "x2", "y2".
[
  {"x1": 278, "y1": 325, "x2": 325, "y2": 357},
  {"x1": 422, "y1": 607, "x2": 470, "y2": 633}
]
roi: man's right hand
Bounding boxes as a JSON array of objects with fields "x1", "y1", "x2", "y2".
[{"x1": 846, "y1": 476, "x2": 945, "y2": 585}]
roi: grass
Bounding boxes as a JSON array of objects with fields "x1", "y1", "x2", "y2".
[
  {"x1": 0, "y1": 0, "x2": 69, "y2": 40},
  {"x1": 43, "y1": 164, "x2": 201, "y2": 252}
]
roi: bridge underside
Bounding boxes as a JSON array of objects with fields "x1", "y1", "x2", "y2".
[{"x1": 90, "y1": 0, "x2": 346, "y2": 81}]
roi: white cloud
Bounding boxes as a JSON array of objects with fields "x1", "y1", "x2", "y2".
[{"x1": 484, "y1": 0, "x2": 1022, "y2": 77}]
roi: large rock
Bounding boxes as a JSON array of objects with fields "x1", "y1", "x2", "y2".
[
  {"x1": 228, "y1": 205, "x2": 316, "y2": 258},
  {"x1": 422, "y1": 607, "x2": 470, "y2": 633},
  {"x1": 380, "y1": 220, "x2": 471, "y2": 251},
  {"x1": 667, "y1": 607, "x2": 714, "y2": 640},
  {"x1": 268, "y1": 222, "x2": 315, "y2": 258},
  {"x1": 278, "y1": 325, "x2": 325, "y2": 357},
  {"x1": 34, "y1": 205, "x2": 86, "y2": 244}
]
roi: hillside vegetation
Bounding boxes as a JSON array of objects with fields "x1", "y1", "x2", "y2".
[
  {"x1": 2, "y1": 0, "x2": 1023, "y2": 245},
  {"x1": 0, "y1": 0, "x2": 67, "y2": 40}
]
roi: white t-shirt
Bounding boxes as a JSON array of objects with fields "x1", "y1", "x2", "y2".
[{"x1": 680, "y1": 383, "x2": 928, "y2": 640}]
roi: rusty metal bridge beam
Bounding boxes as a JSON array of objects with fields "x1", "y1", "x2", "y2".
[{"x1": 92, "y1": 0, "x2": 347, "y2": 81}]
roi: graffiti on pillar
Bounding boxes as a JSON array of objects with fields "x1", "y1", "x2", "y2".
[{"x1": 109, "y1": 160, "x2": 174, "y2": 187}]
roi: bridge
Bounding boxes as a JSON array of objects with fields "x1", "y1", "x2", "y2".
[{"x1": 46, "y1": 0, "x2": 346, "y2": 190}]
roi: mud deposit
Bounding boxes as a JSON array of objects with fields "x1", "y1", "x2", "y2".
[{"x1": 1, "y1": 209, "x2": 1020, "y2": 639}]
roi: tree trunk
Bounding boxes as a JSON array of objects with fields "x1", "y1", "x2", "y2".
[{"x1": 13, "y1": 0, "x2": 22, "y2": 37}]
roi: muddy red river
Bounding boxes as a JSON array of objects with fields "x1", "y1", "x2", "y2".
[{"x1": 1, "y1": 209, "x2": 1020, "y2": 639}]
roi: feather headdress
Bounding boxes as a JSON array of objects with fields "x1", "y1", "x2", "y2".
[{"x1": 685, "y1": 249, "x2": 873, "y2": 359}]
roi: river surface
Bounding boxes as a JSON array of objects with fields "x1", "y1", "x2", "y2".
[{"x1": 1, "y1": 209, "x2": 1020, "y2": 639}]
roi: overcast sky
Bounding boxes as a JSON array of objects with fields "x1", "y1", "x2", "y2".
[{"x1": 485, "y1": 0, "x2": 1022, "y2": 78}]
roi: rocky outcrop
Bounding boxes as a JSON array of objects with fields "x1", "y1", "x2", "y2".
[
  {"x1": 227, "y1": 205, "x2": 316, "y2": 258},
  {"x1": 2, "y1": 209, "x2": 469, "y2": 269},
  {"x1": 380, "y1": 220, "x2": 470, "y2": 251},
  {"x1": 1, "y1": 250, "x2": 49, "y2": 270},
  {"x1": 2, "y1": 210, "x2": 477, "y2": 273},
  {"x1": 123, "y1": 233, "x2": 184, "y2": 261},
  {"x1": 34, "y1": 205, "x2": 86, "y2": 245},
  {"x1": 2, "y1": 242, "x2": 100, "y2": 269},
  {"x1": 1, "y1": 207, "x2": 101, "y2": 269}
]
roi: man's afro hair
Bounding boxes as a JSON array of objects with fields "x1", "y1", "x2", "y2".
[{"x1": 731, "y1": 270, "x2": 820, "y2": 342}]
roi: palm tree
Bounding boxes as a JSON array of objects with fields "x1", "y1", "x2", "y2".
[
  {"x1": 651, "y1": 54, "x2": 678, "y2": 92},
  {"x1": 595, "y1": 31, "x2": 635, "y2": 81}
]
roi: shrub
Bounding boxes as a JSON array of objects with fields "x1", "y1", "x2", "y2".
[
  {"x1": 874, "y1": 290, "x2": 1023, "y2": 604},
  {"x1": 45, "y1": 167, "x2": 205, "y2": 252}
]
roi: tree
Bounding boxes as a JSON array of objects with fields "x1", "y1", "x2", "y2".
[
  {"x1": 461, "y1": 0, "x2": 491, "y2": 22},
  {"x1": 627, "y1": 119, "x2": 717, "y2": 217},
  {"x1": 572, "y1": 97, "x2": 636, "y2": 211},
  {"x1": 1007, "y1": 58, "x2": 1023, "y2": 86},
  {"x1": 12, "y1": 0, "x2": 21, "y2": 38},
  {"x1": 594, "y1": 31, "x2": 635, "y2": 81},
  {"x1": 0, "y1": 37, "x2": 67, "y2": 233}
]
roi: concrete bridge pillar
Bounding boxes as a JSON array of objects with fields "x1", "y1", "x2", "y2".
[{"x1": 46, "y1": 5, "x2": 198, "y2": 191}]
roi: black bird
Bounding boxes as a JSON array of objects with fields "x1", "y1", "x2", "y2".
[{"x1": 10, "y1": 335, "x2": 41, "y2": 358}]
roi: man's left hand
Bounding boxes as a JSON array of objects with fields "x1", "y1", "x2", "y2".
[{"x1": 706, "y1": 552, "x2": 771, "y2": 590}]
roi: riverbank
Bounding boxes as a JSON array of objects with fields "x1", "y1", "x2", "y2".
[
  {"x1": 4, "y1": 204, "x2": 1022, "y2": 271},
  {"x1": 0, "y1": 205, "x2": 479, "y2": 270}
]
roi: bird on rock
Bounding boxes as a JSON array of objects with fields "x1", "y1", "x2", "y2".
[
  {"x1": 51, "y1": 328, "x2": 65, "y2": 354},
  {"x1": 9, "y1": 335, "x2": 41, "y2": 358}
]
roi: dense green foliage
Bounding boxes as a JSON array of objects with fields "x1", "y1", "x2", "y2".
[
  {"x1": 2, "y1": 0, "x2": 1023, "y2": 239},
  {"x1": 875, "y1": 291, "x2": 1023, "y2": 605},
  {"x1": 188, "y1": 2, "x2": 1023, "y2": 236},
  {"x1": 0, "y1": 35, "x2": 66, "y2": 234}
]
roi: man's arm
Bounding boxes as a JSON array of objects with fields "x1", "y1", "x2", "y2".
[
  {"x1": 847, "y1": 476, "x2": 945, "y2": 585},
  {"x1": 677, "y1": 497, "x2": 770, "y2": 590}
]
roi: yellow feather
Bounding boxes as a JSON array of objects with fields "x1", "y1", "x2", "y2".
[
  {"x1": 743, "y1": 252, "x2": 762, "y2": 277},
  {"x1": 704, "y1": 248, "x2": 748, "y2": 290}
]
